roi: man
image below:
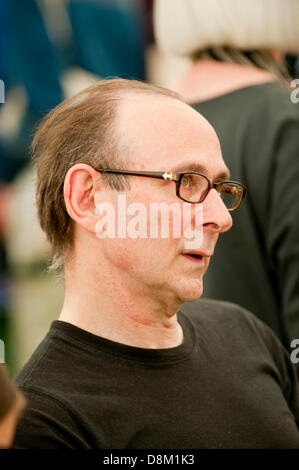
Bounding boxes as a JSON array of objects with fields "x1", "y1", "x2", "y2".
[
  {"x1": 13, "y1": 79, "x2": 299, "y2": 448},
  {"x1": 0, "y1": 364, "x2": 26, "y2": 448}
]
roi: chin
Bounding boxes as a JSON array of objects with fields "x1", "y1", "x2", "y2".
[
  {"x1": 174, "y1": 279, "x2": 204, "y2": 303},
  {"x1": 179, "y1": 292, "x2": 203, "y2": 303}
]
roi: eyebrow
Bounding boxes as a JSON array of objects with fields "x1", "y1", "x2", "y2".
[{"x1": 170, "y1": 161, "x2": 231, "y2": 181}]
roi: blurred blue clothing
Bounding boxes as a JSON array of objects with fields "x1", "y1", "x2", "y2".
[
  {"x1": 2, "y1": 0, "x2": 147, "y2": 182},
  {"x1": 0, "y1": 0, "x2": 8, "y2": 83},
  {"x1": 69, "y1": 0, "x2": 146, "y2": 79},
  {"x1": 8, "y1": 0, "x2": 146, "y2": 111},
  {"x1": 2, "y1": 0, "x2": 64, "y2": 181},
  {"x1": 8, "y1": 0, "x2": 64, "y2": 113},
  {"x1": 0, "y1": 0, "x2": 8, "y2": 181}
]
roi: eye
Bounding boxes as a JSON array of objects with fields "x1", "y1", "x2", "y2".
[{"x1": 181, "y1": 175, "x2": 191, "y2": 187}]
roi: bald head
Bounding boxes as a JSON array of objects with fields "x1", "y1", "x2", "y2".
[{"x1": 116, "y1": 92, "x2": 228, "y2": 181}]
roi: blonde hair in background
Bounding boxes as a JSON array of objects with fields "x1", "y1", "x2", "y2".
[{"x1": 154, "y1": 0, "x2": 299, "y2": 57}]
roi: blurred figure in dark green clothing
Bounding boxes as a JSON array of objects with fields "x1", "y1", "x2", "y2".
[{"x1": 154, "y1": 0, "x2": 299, "y2": 357}]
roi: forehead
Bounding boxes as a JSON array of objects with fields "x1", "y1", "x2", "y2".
[{"x1": 116, "y1": 93, "x2": 228, "y2": 180}]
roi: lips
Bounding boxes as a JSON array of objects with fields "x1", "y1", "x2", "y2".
[
  {"x1": 182, "y1": 250, "x2": 213, "y2": 258},
  {"x1": 181, "y1": 250, "x2": 213, "y2": 265},
  {"x1": 184, "y1": 253, "x2": 203, "y2": 260}
]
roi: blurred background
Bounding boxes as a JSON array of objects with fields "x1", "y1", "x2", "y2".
[{"x1": 1, "y1": 0, "x2": 299, "y2": 376}]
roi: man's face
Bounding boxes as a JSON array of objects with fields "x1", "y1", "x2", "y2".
[{"x1": 95, "y1": 94, "x2": 232, "y2": 304}]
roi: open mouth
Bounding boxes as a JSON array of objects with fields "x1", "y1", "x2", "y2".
[{"x1": 183, "y1": 253, "x2": 203, "y2": 262}]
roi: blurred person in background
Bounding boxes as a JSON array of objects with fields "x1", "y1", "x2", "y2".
[
  {"x1": 0, "y1": 364, "x2": 26, "y2": 448},
  {"x1": 154, "y1": 0, "x2": 299, "y2": 355}
]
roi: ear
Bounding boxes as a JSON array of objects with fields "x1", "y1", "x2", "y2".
[{"x1": 64, "y1": 163, "x2": 101, "y2": 233}]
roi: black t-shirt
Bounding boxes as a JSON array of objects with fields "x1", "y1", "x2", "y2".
[{"x1": 13, "y1": 299, "x2": 299, "y2": 448}]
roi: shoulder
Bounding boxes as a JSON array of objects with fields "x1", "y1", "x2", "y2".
[
  {"x1": 181, "y1": 297, "x2": 255, "y2": 324},
  {"x1": 203, "y1": 82, "x2": 299, "y2": 123},
  {"x1": 181, "y1": 297, "x2": 276, "y2": 336},
  {"x1": 181, "y1": 299, "x2": 296, "y2": 384},
  {"x1": 181, "y1": 298, "x2": 288, "y2": 359},
  {"x1": 14, "y1": 326, "x2": 60, "y2": 390},
  {"x1": 194, "y1": 82, "x2": 299, "y2": 155},
  {"x1": 15, "y1": 320, "x2": 87, "y2": 391},
  {"x1": 180, "y1": 298, "x2": 259, "y2": 336},
  {"x1": 236, "y1": 82, "x2": 299, "y2": 127},
  {"x1": 12, "y1": 386, "x2": 89, "y2": 448}
]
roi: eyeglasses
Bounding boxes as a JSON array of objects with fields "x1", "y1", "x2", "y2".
[{"x1": 94, "y1": 168, "x2": 246, "y2": 212}]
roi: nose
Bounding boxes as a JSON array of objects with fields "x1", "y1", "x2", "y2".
[{"x1": 202, "y1": 188, "x2": 233, "y2": 233}]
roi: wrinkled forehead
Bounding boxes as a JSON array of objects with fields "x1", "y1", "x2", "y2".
[{"x1": 115, "y1": 93, "x2": 228, "y2": 180}]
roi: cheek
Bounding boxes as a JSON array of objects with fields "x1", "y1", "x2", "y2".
[
  {"x1": 105, "y1": 237, "x2": 180, "y2": 275},
  {"x1": 147, "y1": 203, "x2": 187, "y2": 241},
  {"x1": 103, "y1": 238, "x2": 137, "y2": 269}
]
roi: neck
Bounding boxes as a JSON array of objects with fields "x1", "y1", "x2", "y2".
[
  {"x1": 59, "y1": 255, "x2": 184, "y2": 349},
  {"x1": 174, "y1": 60, "x2": 277, "y2": 103}
]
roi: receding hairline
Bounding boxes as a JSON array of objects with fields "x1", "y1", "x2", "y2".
[
  {"x1": 99, "y1": 87, "x2": 186, "y2": 159},
  {"x1": 113, "y1": 87, "x2": 215, "y2": 144},
  {"x1": 109, "y1": 86, "x2": 185, "y2": 117}
]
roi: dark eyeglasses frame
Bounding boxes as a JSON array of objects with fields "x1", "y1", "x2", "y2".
[{"x1": 94, "y1": 168, "x2": 246, "y2": 212}]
